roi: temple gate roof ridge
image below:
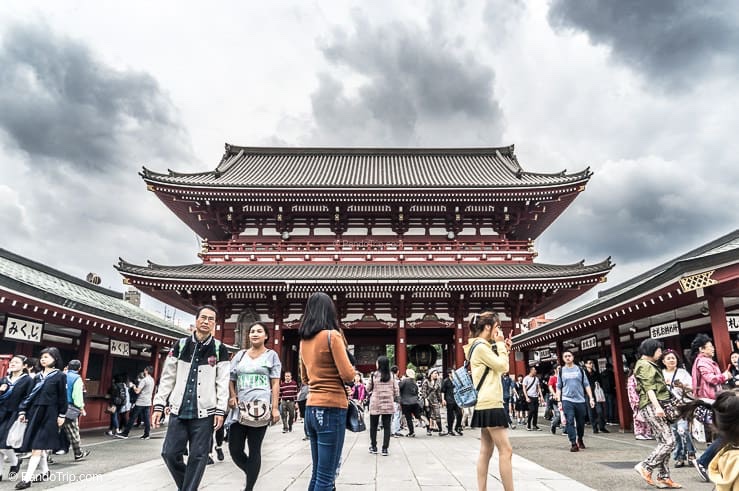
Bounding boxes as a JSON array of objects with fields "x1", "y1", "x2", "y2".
[{"x1": 140, "y1": 143, "x2": 592, "y2": 189}]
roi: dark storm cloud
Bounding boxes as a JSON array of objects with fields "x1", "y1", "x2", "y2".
[
  {"x1": 547, "y1": 0, "x2": 739, "y2": 91},
  {"x1": 0, "y1": 23, "x2": 191, "y2": 172},
  {"x1": 539, "y1": 158, "x2": 737, "y2": 268},
  {"x1": 310, "y1": 12, "x2": 504, "y2": 145}
]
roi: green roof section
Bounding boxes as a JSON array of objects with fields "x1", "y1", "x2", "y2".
[{"x1": 0, "y1": 248, "x2": 190, "y2": 340}]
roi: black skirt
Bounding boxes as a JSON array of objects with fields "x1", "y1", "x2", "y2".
[
  {"x1": 20, "y1": 404, "x2": 63, "y2": 453},
  {"x1": 471, "y1": 408, "x2": 509, "y2": 428}
]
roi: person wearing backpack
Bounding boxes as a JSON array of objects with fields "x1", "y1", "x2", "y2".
[
  {"x1": 105, "y1": 375, "x2": 128, "y2": 437},
  {"x1": 464, "y1": 311, "x2": 513, "y2": 491},
  {"x1": 555, "y1": 351, "x2": 595, "y2": 452},
  {"x1": 151, "y1": 305, "x2": 230, "y2": 491}
]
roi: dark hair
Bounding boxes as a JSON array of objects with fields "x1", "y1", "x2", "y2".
[
  {"x1": 714, "y1": 390, "x2": 739, "y2": 446},
  {"x1": 145, "y1": 365, "x2": 154, "y2": 374},
  {"x1": 690, "y1": 333, "x2": 713, "y2": 361},
  {"x1": 376, "y1": 355, "x2": 391, "y2": 383},
  {"x1": 661, "y1": 349, "x2": 681, "y2": 366},
  {"x1": 40, "y1": 347, "x2": 63, "y2": 369},
  {"x1": 638, "y1": 338, "x2": 663, "y2": 358},
  {"x1": 468, "y1": 311, "x2": 499, "y2": 337},
  {"x1": 67, "y1": 359, "x2": 82, "y2": 371},
  {"x1": 248, "y1": 321, "x2": 270, "y2": 341},
  {"x1": 10, "y1": 354, "x2": 28, "y2": 374},
  {"x1": 562, "y1": 350, "x2": 574, "y2": 358},
  {"x1": 195, "y1": 304, "x2": 217, "y2": 319},
  {"x1": 24, "y1": 357, "x2": 39, "y2": 373},
  {"x1": 299, "y1": 292, "x2": 340, "y2": 339},
  {"x1": 390, "y1": 365, "x2": 398, "y2": 374}
]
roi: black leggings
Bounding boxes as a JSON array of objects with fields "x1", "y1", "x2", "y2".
[
  {"x1": 228, "y1": 423, "x2": 268, "y2": 491},
  {"x1": 370, "y1": 414, "x2": 392, "y2": 451},
  {"x1": 212, "y1": 425, "x2": 224, "y2": 451},
  {"x1": 527, "y1": 397, "x2": 539, "y2": 429}
]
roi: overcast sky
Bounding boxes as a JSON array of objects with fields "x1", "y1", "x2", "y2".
[{"x1": 1, "y1": 1, "x2": 737, "y2": 322}]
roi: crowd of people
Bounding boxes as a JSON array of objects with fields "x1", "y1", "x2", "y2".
[{"x1": 1, "y1": 297, "x2": 738, "y2": 491}]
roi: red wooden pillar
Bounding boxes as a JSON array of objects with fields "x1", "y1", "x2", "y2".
[
  {"x1": 396, "y1": 320, "x2": 407, "y2": 373},
  {"x1": 554, "y1": 339, "x2": 563, "y2": 365},
  {"x1": 77, "y1": 330, "x2": 91, "y2": 380},
  {"x1": 454, "y1": 319, "x2": 465, "y2": 369},
  {"x1": 150, "y1": 343, "x2": 161, "y2": 381},
  {"x1": 609, "y1": 324, "x2": 630, "y2": 432},
  {"x1": 270, "y1": 304, "x2": 283, "y2": 352},
  {"x1": 707, "y1": 288, "x2": 732, "y2": 369}
]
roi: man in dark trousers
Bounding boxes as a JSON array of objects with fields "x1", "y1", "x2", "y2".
[
  {"x1": 440, "y1": 369, "x2": 463, "y2": 436},
  {"x1": 152, "y1": 305, "x2": 230, "y2": 491}
]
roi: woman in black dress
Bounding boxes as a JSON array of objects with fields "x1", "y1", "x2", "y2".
[
  {"x1": 0, "y1": 355, "x2": 34, "y2": 479},
  {"x1": 15, "y1": 347, "x2": 68, "y2": 489}
]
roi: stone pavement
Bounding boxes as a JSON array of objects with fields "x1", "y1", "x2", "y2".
[{"x1": 30, "y1": 419, "x2": 713, "y2": 490}]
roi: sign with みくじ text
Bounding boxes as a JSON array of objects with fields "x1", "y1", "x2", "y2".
[
  {"x1": 650, "y1": 321, "x2": 680, "y2": 339},
  {"x1": 728, "y1": 315, "x2": 739, "y2": 332},
  {"x1": 110, "y1": 339, "x2": 130, "y2": 357},
  {"x1": 3, "y1": 316, "x2": 44, "y2": 343}
]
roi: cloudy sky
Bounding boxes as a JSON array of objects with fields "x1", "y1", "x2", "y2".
[{"x1": 1, "y1": 0, "x2": 737, "y2": 321}]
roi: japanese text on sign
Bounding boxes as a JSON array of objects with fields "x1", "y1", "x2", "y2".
[
  {"x1": 727, "y1": 315, "x2": 739, "y2": 332},
  {"x1": 110, "y1": 339, "x2": 130, "y2": 357},
  {"x1": 3, "y1": 316, "x2": 44, "y2": 343},
  {"x1": 581, "y1": 336, "x2": 597, "y2": 351},
  {"x1": 650, "y1": 321, "x2": 680, "y2": 339}
]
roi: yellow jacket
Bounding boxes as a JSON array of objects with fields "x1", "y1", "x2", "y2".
[
  {"x1": 709, "y1": 447, "x2": 739, "y2": 491},
  {"x1": 463, "y1": 337, "x2": 509, "y2": 410}
]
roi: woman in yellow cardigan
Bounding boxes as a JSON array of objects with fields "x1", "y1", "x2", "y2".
[{"x1": 463, "y1": 311, "x2": 513, "y2": 491}]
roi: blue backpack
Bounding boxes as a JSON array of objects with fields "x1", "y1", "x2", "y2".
[{"x1": 452, "y1": 341, "x2": 490, "y2": 408}]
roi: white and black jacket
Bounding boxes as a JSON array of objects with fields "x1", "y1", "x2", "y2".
[{"x1": 153, "y1": 335, "x2": 230, "y2": 418}]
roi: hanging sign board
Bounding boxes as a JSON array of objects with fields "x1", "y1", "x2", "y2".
[
  {"x1": 581, "y1": 336, "x2": 598, "y2": 351},
  {"x1": 110, "y1": 339, "x2": 130, "y2": 357},
  {"x1": 3, "y1": 316, "x2": 44, "y2": 344},
  {"x1": 727, "y1": 315, "x2": 739, "y2": 332},
  {"x1": 538, "y1": 348, "x2": 551, "y2": 361},
  {"x1": 650, "y1": 321, "x2": 680, "y2": 339}
]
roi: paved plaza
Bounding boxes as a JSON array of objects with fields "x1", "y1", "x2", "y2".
[{"x1": 11, "y1": 417, "x2": 714, "y2": 491}]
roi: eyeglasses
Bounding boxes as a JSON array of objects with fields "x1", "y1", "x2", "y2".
[{"x1": 198, "y1": 315, "x2": 216, "y2": 322}]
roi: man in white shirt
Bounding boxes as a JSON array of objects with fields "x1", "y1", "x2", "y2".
[
  {"x1": 522, "y1": 366, "x2": 543, "y2": 430},
  {"x1": 118, "y1": 365, "x2": 155, "y2": 439}
]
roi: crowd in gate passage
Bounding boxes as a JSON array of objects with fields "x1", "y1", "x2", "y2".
[{"x1": 5, "y1": 298, "x2": 739, "y2": 491}]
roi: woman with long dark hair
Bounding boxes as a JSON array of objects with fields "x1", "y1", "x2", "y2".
[
  {"x1": 464, "y1": 311, "x2": 513, "y2": 491},
  {"x1": 15, "y1": 347, "x2": 68, "y2": 489},
  {"x1": 299, "y1": 292, "x2": 355, "y2": 491},
  {"x1": 227, "y1": 322, "x2": 281, "y2": 491},
  {"x1": 367, "y1": 355, "x2": 398, "y2": 456},
  {"x1": 633, "y1": 338, "x2": 681, "y2": 489},
  {"x1": 0, "y1": 355, "x2": 34, "y2": 479}
]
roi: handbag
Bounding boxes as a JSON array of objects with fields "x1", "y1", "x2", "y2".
[
  {"x1": 326, "y1": 330, "x2": 366, "y2": 433},
  {"x1": 65, "y1": 405, "x2": 82, "y2": 420},
  {"x1": 236, "y1": 400, "x2": 273, "y2": 427},
  {"x1": 346, "y1": 398, "x2": 366, "y2": 433},
  {"x1": 659, "y1": 395, "x2": 681, "y2": 423},
  {"x1": 6, "y1": 419, "x2": 26, "y2": 448},
  {"x1": 593, "y1": 382, "x2": 606, "y2": 403}
]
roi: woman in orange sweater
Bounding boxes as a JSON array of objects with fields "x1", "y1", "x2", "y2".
[{"x1": 299, "y1": 292, "x2": 355, "y2": 491}]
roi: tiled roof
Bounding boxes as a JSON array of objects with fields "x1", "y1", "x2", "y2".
[
  {"x1": 141, "y1": 144, "x2": 591, "y2": 189},
  {"x1": 0, "y1": 249, "x2": 189, "y2": 339},
  {"x1": 513, "y1": 229, "x2": 739, "y2": 345},
  {"x1": 116, "y1": 259, "x2": 613, "y2": 284}
]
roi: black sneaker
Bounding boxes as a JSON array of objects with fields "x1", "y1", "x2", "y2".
[
  {"x1": 140, "y1": 435, "x2": 150, "y2": 440},
  {"x1": 570, "y1": 443, "x2": 579, "y2": 452},
  {"x1": 693, "y1": 459, "x2": 709, "y2": 482},
  {"x1": 207, "y1": 456, "x2": 215, "y2": 465},
  {"x1": 115, "y1": 432, "x2": 129, "y2": 439},
  {"x1": 74, "y1": 450, "x2": 91, "y2": 461},
  {"x1": 381, "y1": 448, "x2": 388, "y2": 456},
  {"x1": 369, "y1": 446, "x2": 378, "y2": 454},
  {"x1": 216, "y1": 447, "x2": 225, "y2": 461},
  {"x1": 600, "y1": 428, "x2": 609, "y2": 433}
]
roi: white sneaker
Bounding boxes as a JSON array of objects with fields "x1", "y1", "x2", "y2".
[{"x1": 635, "y1": 434, "x2": 651, "y2": 440}]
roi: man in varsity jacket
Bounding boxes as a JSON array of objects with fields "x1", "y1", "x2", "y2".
[{"x1": 152, "y1": 305, "x2": 230, "y2": 491}]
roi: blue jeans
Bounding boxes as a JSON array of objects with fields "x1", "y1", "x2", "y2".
[
  {"x1": 671, "y1": 419, "x2": 695, "y2": 461},
  {"x1": 562, "y1": 400, "x2": 587, "y2": 444},
  {"x1": 698, "y1": 436, "x2": 723, "y2": 468},
  {"x1": 305, "y1": 406, "x2": 347, "y2": 491}
]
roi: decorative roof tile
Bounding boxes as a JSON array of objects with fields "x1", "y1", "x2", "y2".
[
  {"x1": 142, "y1": 145, "x2": 591, "y2": 189},
  {"x1": 0, "y1": 249, "x2": 189, "y2": 339},
  {"x1": 116, "y1": 259, "x2": 613, "y2": 283}
]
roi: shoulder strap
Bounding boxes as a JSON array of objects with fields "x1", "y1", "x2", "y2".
[
  {"x1": 326, "y1": 330, "x2": 349, "y2": 401},
  {"x1": 466, "y1": 340, "x2": 490, "y2": 391},
  {"x1": 214, "y1": 339, "x2": 222, "y2": 362},
  {"x1": 177, "y1": 337, "x2": 187, "y2": 358}
]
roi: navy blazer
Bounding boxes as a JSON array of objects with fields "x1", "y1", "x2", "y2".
[
  {"x1": 0, "y1": 374, "x2": 34, "y2": 418},
  {"x1": 19, "y1": 370, "x2": 68, "y2": 418}
]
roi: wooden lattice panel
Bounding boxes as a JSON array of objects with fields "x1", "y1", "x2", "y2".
[{"x1": 679, "y1": 270, "x2": 717, "y2": 292}]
